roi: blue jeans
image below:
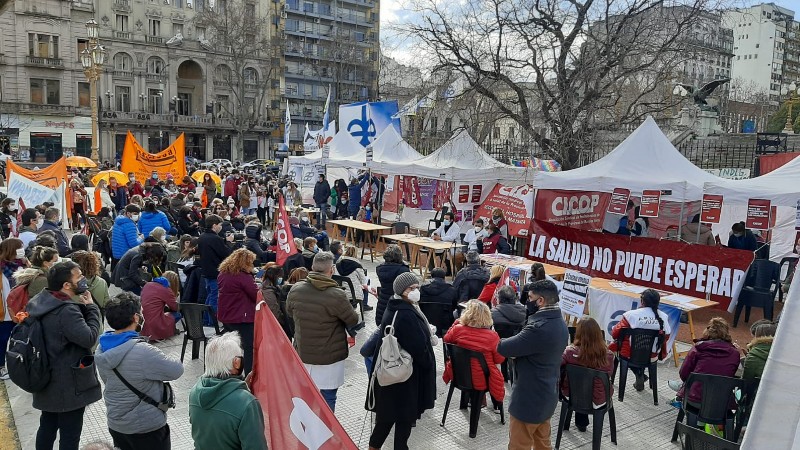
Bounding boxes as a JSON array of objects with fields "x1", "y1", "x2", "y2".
[
  {"x1": 204, "y1": 278, "x2": 218, "y2": 326},
  {"x1": 320, "y1": 388, "x2": 338, "y2": 412},
  {"x1": 316, "y1": 203, "x2": 329, "y2": 228},
  {"x1": 170, "y1": 312, "x2": 182, "y2": 323}
]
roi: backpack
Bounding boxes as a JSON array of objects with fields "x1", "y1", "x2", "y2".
[
  {"x1": 367, "y1": 311, "x2": 414, "y2": 409},
  {"x1": 5, "y1": 305, "x2": 65, "y2": 393},
  {"x1": 7, "y1": 283, "x2": 32, "y2": 323}
]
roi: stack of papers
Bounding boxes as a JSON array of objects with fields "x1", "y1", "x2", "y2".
[{"x1": 664, "y1": 294, "x2": 697, "y2": 305}]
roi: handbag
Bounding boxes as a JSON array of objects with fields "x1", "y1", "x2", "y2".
[{"x1": 112, "y1": 367, "x2": 175, "y2": 413}]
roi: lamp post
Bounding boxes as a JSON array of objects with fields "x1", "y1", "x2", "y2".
[
  {"x1": 81, "y1": 18, "x2": 105, "y2": 172},
  {"x1": 782, "y1": 82, "x2": 799, "y2": 134},
  {"x1": 139, "y1": 93, "x2": 147, "y2": 112}
]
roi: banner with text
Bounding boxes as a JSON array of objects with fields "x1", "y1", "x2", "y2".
[
  {"x1": 746, "y1": 198, "x2": 771, "y2": 230},
  {"x1": 560, "y1": 270, "x2": 590, "y2": 318},
  {"x1": 476, "y1": 184, "x2": 534, "y2": 237},
  {"x1": 534, "y1": 189, "x2": 612, "y2": 230},
  {"x1": 120, "y1": 131, "x2": 187, "y2": 184},
  {"x1": 526, "y1": 219, "x2": 753, "y2": 307},
  {"x1": 607, "y1": 188, "x2": 631, "y2": 214},
  {"x1": 639, "y1": 190, "x2": 662, "y2": 217},
  {"x1": 701, "y1": 194, "x2": 724, "y2": 224},
  {"x1": 6, "y1": 157, "x2": 68, "y2": 189}
]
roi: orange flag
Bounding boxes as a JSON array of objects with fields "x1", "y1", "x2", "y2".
[
  {"x1": 6, "y1": 158, "x2": 68, "y2": 189},
  {"x1": 201, "y1": 189, "x2": 209, "y2": 208}
]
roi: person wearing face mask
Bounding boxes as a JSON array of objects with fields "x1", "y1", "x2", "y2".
[
  {"x1": 260, "y1": 263, "x2": 293, "y2": 339},
  {"x1": 366, "y1": 272, "x2": 436, "y2": 450},
  {"x1": 477, "y1": 221, "x2": 512, "y2": 255},
  {"x1": 287, "y1": 251, "x2": 360, "y2": 413},
  {"x1": 0, "y1": 198, "x2": 18, "y2": 238},
  {"x1": 0, "y1": 238, "x2": 29, "y2": 284},
  {"x1": 727, "y1": 221, "x2": 758, "y2": 252},
  {"x1": 17, "y1": 208, "x2": 40, "y2": 248},
  {"x1": 462, "y1": 218, "x2": 489, "y2": 254},
  {"x1": 490, "y1": 207, "x2": 509, "y2": 240},
  {"x1": 112, "y1": 242, "x2": 167, "y2": 296},
  {"x1": 13, "y1": 245, "x2": 60, "y2": 301},
  {"x1": 95, "y1": 292, "x2": 184, "y2": 450},
  {"x1": 108, "y1": 176, "x2": 129, "y2": 214},
  {"x1": 224, "y1": 170, "x2": 243, "y2": 200},
  {"x1": 128, "y1": 172, "x2": 144, "y2": 197},
  {"x1": 197, "y1": 215, "x2": 234, "y2": 322},
  {"x1": 25, "y1": 261, "x2": 102, "y2": 450},
  {"x1": 431, "y1": 211, "x2": 462, "y2": 268},
  {"x1": 498, "y1": 279, "x2": 568, "y2": 450},
  {"x1": 201, "y1": 173, "x2": 218, "y2": 202},
  {"x1": 148, "y1": 170, "x2": 160, "y2": 187},
  {"x1": 38, "y1": 207, "x2": 72, "y2": 257},
  {"x1": 111, "y1": 204, "x2": 144, "y2": 267}
]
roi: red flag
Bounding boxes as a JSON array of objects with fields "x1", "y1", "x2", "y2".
[
  {"x1": 275, "y1": 195, "x2": 298, "y2": 266},
  {"x1": 252, "y1": 304, "x2": 358, "y2": 450},
  {"x1": 14, "y1": 198, "x2": 25, "y2": 237}
]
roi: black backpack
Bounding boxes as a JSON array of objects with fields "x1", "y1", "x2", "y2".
[{"x1": 5, "y1": 306, "x2": 64, "y2": 393}]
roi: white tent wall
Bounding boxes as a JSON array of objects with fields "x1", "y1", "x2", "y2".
[
  {"x1": 741, "y1": 271, "x2": 800, "y2": 449},
  {"x1": 385, "y1": 179, "x2": 497, "y2": 231},
  {"x1": 712, "y1": 203, "x2": 796, "y2": 263}
]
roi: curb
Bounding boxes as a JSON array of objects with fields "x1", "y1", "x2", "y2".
[{"x1": 0, "y1": 381, "x2": 21, "y2": 450}]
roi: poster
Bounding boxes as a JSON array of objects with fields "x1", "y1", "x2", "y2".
[
  {"x1": 287, "y1": 166, "x2": 304, "y2": 186},
  {"x1": 534, "y1": 189, "x2": 611, "y2": 230},
  {"x1": 338, "y1": 101, "x2": 400, "y2": 147},
  {"x1": 418, "y1": 178, "x2": 436, "y2": 211},
  {"x1": 471, "y1": 185, "x2": 483, "y2": 203},
  {"x1": 475, "y1": 184, "x2": 534, "y2": 237},
  {"x1": 399, "y1": 176, "x2": 421, "y2": 208},
  {"x1": 459, "y1": 185, "x2": 469, "y2": 203},
  {"x1": 795, "y1": 200, "x2": 800, "y2": 231},
  {"x1": 560, "y1": 270, "x2": 591, "y2": 318},
  {"x1": 639, "y1": 190, "x2": 662, "y2": 217},
  {"x1": 120, "y1": 131, "x2": 187, "y2": 183},
  {"x1": 700, "y1": 194, "x2": 724, "y2": 224},
  {"x1": 746, "y1": 199, "x2": 771, "y2": 230},
  {"x1": 607, "y1": 188, "x2": 631, "y2": 214},
  {"x1": 7, "y1": 171, "x2": 59, "y2": 207}
]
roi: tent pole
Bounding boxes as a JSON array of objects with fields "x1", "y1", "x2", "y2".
[{"x1": 677, "y1": 185, "x2": 686, "y2": 240}]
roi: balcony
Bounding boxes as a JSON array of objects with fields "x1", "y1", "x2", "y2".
[
  {"x1": 25, "y1": 56, "x2": 63, "y2": 68},
  {"x1": 146, "y1": 36, "x2": 164, "y2": 44},
  {"x1": 112, "y1": 70, "x2": 133, "y2": 79},
  {"x1": 145, "y1": 73, "x2": 166, "y2": 82},
  {"x1": 19, "y1": 103, "x2": 75, "y2": 115},
  {"x1": 113, "y1": 0, "x2": 131, "y2": 12},
  {"x1": 114, "y1": 31, "x2": 132, "y2": 40}
]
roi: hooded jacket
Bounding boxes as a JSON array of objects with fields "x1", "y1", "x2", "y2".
[
  {"x1": 443, "y1": 321, "x2": 506, "y2": 402},
  {"x1": 25, "y1": 289, "x2": 102, "y2": 412},
  {"x1": 491, "y1": 302, "x2": 527, "y2": 330},
  {"x1": 139, "y1": 210, "x2": 175, "y2": 237},
  {"x1": 111, "y1": 215, "x2": 142, "y2": 259},
  {"x1": 452, "y1": 263, "x2": 490, "y2": 301},
  {"x1": 419, "y1": 277, "x2": 457, "y2": 335},
  {"x1": 13, "y1": 266, "x2": 49, "y2": 299},
  {"x1": 94, "y1": 333, "x2": 184, "y2": 434},
  {"x1": 375, "y1": 261, "x2": 411, "y2": 325},
  {"x1": 188, "y1": 377, "x2": 268, "y2": 450},
  {"x1": 217, "y1": 271, "x2": 259, "y2": 324},
  {"x1": 335, "y1": 257, "x2": 367, "y2": 303},
  {"x1": 112, "y1": 246, "x2": 147, "y2": 291},
  {"x1": 743, "y1": 336, "x2": 772, "y2": 380},
  {"x1": 677, "y1": 338, "x2": 741, "y2": 403},
  {"x1": 313, "y1": 179, "x2": 331, "y2": 205},
  {"x1": 680, "y1": 222, "x2": 716, "y2": 246},
  {"x1": 38, "y1": 219, "x2": 71, "y2": 256},
  {"x1": 286, "y1": 272, "x2": 360, "y2": 365}
]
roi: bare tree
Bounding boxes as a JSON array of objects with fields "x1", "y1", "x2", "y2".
[
  {"x1": 194, "y1": 0, "x2": 280, "y2": 158},
  {"x1": 401, "y1": 0, "x2": 729, "y2": 168}
]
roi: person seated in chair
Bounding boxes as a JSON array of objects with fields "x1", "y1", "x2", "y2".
[
  {"x1": 477, "y1": 221, "x2": 511, "y2": 255},
  {"x1": 301, "y1": 237, "x2": 318, "y2": 270},
  {"x1": 491, "y1": 285, "x2": 527, "y2": 333},
  {"x1": 453, "y1": 251, "x2": 490, "y2": 301},
  {"x1": 419, "y1": 267, "x2": 457, "y2": 336},
  {"x1": 289, "y1": 216, "x2": 329, "y2": 250}
]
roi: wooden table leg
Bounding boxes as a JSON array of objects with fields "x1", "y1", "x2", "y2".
[
  {"x1": 687, "y1": 311, "x2": 697, "y2": 341},
  {"x1": 672, "y1": 342, "x2": 679, "y2": 367}
]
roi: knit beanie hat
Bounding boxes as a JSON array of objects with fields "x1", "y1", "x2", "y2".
[
  {"x1": 393, "y1": 272, "x2": 420, "y2": 296},
  {"x1": 153, "y1": 277, "x2": 170, "y2": 289}
]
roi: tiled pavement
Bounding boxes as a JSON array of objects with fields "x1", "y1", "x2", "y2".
[{"x1": 5, "y1": 257, "x2": 684, "y2": 450}]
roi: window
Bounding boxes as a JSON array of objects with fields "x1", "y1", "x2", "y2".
[
  {"x1": 148, "y1": 88, "x2": 163, "y2": 114},
  {"x1": 444, "y1": 117, "x2": 452, "y2": 132},
  {"x1": 287, "y1": 0, "x2": 298, "y2": 9},
  {"x1": 28, "y1": 33, "x2": 59, "y2": 59},
  {"x1": 216, "y1": 95, "x2": 230, "y2": 115},
  {"x1": 318, "y1": 3, "x2": 330, "y2": 15},
  {"x1": 77, "y1": 39, "x2": 88, "y2": 61},
  {"x1": 147, "y1": 57, "x2": 165, "y2": 74},
  {"x1": 177, "y1": 93, "x2": 191, "y2": 115},
  {"x1": 196, "y1": 26, "x2": 205, "y2": 39},
  {"x1": 149, "y1": 19, "x2": 161, "y2": 36},
  {"x1": 116, "y1": 14, "x2": 129, "y2": 31},
  {"x1": 175, "y1": 0, "x2": 183, "y2": 6},
  {"x1": 77, "y1": 82, "x2": 90, "y2": 107},
  {"x1": 285, "y1": 82, "x2": 298, "y2": 95},
  {"x1": 30, "y1": 79, "x2": 60, "y2": 105},
  {"x1": 430, "y1": 116, "x2": 438, "y2": 131},
  {"x1": 509, "y1": 127, "x2": 515, "y2": 139},
  {"x1": 243, "y1": 67, "x2": 258, "y2": 85},
  {"x1": 245, "y1": 3, "x2": 256, "y2": 16},
  {"x1": 195, "y1": 0, "x2": 204, "y2": 10},
  {"x1": 115, "y1": 86, "x2": 131, "y2": 112},
  {"x1": 113, "y1": 53, "x2": 133, "y2": 71},
  {"x1": 493, "y1": 126, "x2": 500, "y2": 138},
  {"x1": 173, "y1": 23, "x2": 184, "y2": 36},
  {"x1": 215, "y1": 65, "x2": 231, "y2": 82},
  {"x1": 304, "y1": 2, "x2": 313, "y2": 12},
  {"x1": 355, "y1": 31, "x2": 365, "y2": 42}
]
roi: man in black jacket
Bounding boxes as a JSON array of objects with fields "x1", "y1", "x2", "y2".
[
  {"x1": 197, "y1": 215, "x2": 233, "y2": 319},
  {"x1": 419, "y1": 267, "x2": 457, "y2": 336},
  {"x1": 313, "y1": 173, "x2": 331, "y2": 229},
  {"x1": 452, "y1": 250, "x2": 489, "y2": 301},
  {"x1": 244, "y1": 222, "x2": 274, "y2": 264},
  {"x1": 38, "y1": 207, "x2": 71, "y2": 256}
]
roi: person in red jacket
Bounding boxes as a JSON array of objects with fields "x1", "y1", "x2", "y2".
[
  {"x1": 477, "y1": 264, "x2": 505, "y2": 305},
  {"x1": 217, "y1": 248, "x2": 259, "y2": 374},
  {"x1": 560, "y1": 317, "x2": 615, "y2": 432},
  {"x1": 477, "y1": 221, "x2": 511, "y2": 254},
  {"x1": 140, "y1": 271, "x2": 181, "y2": 341},
  {"x1": 443, "y1": 300, "x2": 505, "y2": 411},
  {"x1": 127, "y1": 172, "x2": 144, "y2": 197}
]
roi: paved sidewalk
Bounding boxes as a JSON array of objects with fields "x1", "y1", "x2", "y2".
[{"x1": 5, "y1": 258, "x2": 685, "y2": 449}]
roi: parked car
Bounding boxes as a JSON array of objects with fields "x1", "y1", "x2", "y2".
[{"x1": 240, "y1": 159, "x2": 277, "y2": 170}]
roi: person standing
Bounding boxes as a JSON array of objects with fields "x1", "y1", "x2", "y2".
[
  {"x1": 128, "y1": 173, "x2": 144, "y2": 198},
  {"x1": 0, "y1": 198, "x2": 17, "y2": 238},
  {"x1": 498, "y1": 279, "x2": 568, "y2": 450},
  {"x1": 108, "y1": 177, "x2": 129, "y2": 213},
  {"x1": 17, "y1": 208, "x2": 40, "y2": 249},
  {"x1": 314, "y1": 173, "x2": 331, "y2": 229},
  {"x1": 286, "y1": 251, "x2": 360, "y2": 412},
  {"x1": 197, "y1": 215, "x2": 234, "y2": 319},
  {"x1": 217, "y1": 249, "x2": 259, "y2": 375},
  {"x1": 69, "y1": 174, "x2": 88, "y2": 231},
  {"x1": 95, "y1": 292, "x2": 184, "y2": 450},
  {"x1": 452, "y1": 250, "x2": 490, "y2": 301},
  {"x1": 25, "y1": 261, "x2": 103, "y2": 450},
  {"x1": 38, "y1": 207, "x2": 71, "y2": 257},
  {"x1": 348, "y1": 174, "x2": 369, "y2": 219},
  {"x1": 375, "y1": 245, "x2": 411, "y2": 326}
]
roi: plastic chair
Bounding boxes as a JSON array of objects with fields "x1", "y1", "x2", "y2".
[
  {"x1": 389, "y1": 221, "x2": 412, "y2": 259},
  {"x1": 179, "y1": 303, "x2": 221, "y2": 368},
  {"x1": 494, "y1": 324, "x2": 523, "y2": 385},
  {"x1": 332, "y1": 274, "x2": 364, "y2": 322},
  {"x1": 777, "y1": 256, "x2": 798, "y2": 303},
  {"x1": 441, "y1": 344, "x2": 505, "y2": 438},
  {"x1": 428, "y1": 206, "x2": 449, "y2": 232},
  {"x1": 733, "y1": 378, "x2": 760, "y2": 442},
  {"x1": 676, "y1": 422, "x2": 740, "y2": 450},
  {"x1": 670, "y1": 373, "x2": 750, "y2": 442},
  {"x1": 554, "y1": 365, "x2": 617, "y2": 450},
  {"x1": 612, "y1": 328, "x2": 663, "y2": 405},
  {"x1": 733, "y1": 259, "x2": 780, "y2": 326}
]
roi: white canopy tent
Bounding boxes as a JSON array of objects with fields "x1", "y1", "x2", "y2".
[
  {"x1": 370, "y1": 127, "x2": 424, "y2": 172},
  {"x1": 289, "y1": 130, "x2": 367, "y2": 169},
  {"x1": 533, "y1": 116, "x2": 723, "y2": 201}
]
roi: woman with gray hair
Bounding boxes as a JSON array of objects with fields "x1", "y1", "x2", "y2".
[
  {"x1": 375, "y1": 244, "x2": 410, "y2": 326},
  {"x1": 188, "y1": 332, "x2": 268, "y2": 450}
]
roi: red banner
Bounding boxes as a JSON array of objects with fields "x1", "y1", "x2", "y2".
[
  {"x1": 458, "y1": 185, "x2": 469, "y2": 203},
  {"x1": 607, "y1": 188, "x2": 631, "y2": 215},
  {"x1": 476, "y1": 184, "x2": 534, "y2": 237},
  {"x1": 434, "y1": 180, "x2": 453, "y2": 210},
  {"x1": 399, "y1": 176, "x2": 421, "y2": 208},
  {"x1": 526, "y1": 219, "x2": 753, "y2": 308},
  {"x1": 746, "y1": 199, "x2": 771, "y2": 230},
  {"x1": 759, "y1": 152, "x2": 800, "y2": 175},
  {"x1": 252, "y1": 305, "x2": 358, "y2": 450},
  {"x1": 640, "y1": 190, "x2": 661, "y2": 217},
  {"x1": 275, "y1": 196, "x2": 298, "y2": 266},
  {"x1": 701, "y1": 194, "x2": 724, "y2": 224},
  {"x1": 471, "y1": 185, "x2": 483, "y2": 203},
  {"x1": 534, "y1": 189, "x2": 611, "y2": 230}
]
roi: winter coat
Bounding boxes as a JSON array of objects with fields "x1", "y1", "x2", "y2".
[
  {"x1": 261, "y1": 283, "x2": 293, "y2": 338},
  {"x1": 95, "y1": 334, "x2": 184, "y2": 434},
  {"x1": 336, "y1": 257, "x2": 367, "y2": 303},
  {"x1": 140, "y1": 282, "x2": 179, "y2": 341},
  {"x1": 478, "y1": 230, "x2": 511, "y2": 254},
  {"x1": 86, "y1": 275, "x2": 110, "y2": 312},
  {"x1": 367, "y1": 297, "x2": 436, "y2": 422},
  {"x1": 282, "y1": 253, "x2": 305, "y2": 280},
  {"x1": 560, "y1": 345, "x2": 615, "y2": 406},
  {"x1": 238, "y1": 184, "x2": 251, "y2": 206},
  {"x1": 178, "y1": 213, "x2": 200, "y2": 237},
  {"x1": 419, "y1": 277, "x2": 458, "y2": 335},
  {"x1": 38, "y1": 219, "x2": 71, "y2": 256},
  {"x1": 182, "y1": 263, "x2": 206, "y2": 304},
  {"x1": 677, "y1": 339, "x2": 741, "y2": 403},
  {"x1": 112, "y1": 246, "x2": 148, "y2": 291},
  {"x1": 375, "y1": 261, "x2": 411, "y2": 325},
  {"x1": 189, "y1": 377, "x2": 268, "y2": 450},
  {"x1": 498, "y1": 308, "x2": 568, "y2": 424},
  {"x1": 111, "y1": 215, "x2": 142, "y2": 259},
  {"x1": 197, "y1": 230, "x2": 232, "y2": 279},
  {"x1": 108, "y1": 184, "x2": 128, "y2": 211},
  {"x1": 453, "y1": 263, "x2": 490, "y2": 301},
  {"x1": 13, "y1": 266, "x2": 49, "y2": 300},
  {"x1": 728, "y1": 230, "x2": 758, "y2": 251},
  {"x1": 477, "y1": 280, "x2": 499, "y2": 304},
  {"x1": 681, "y1": 222, "x2": 716, "y2": 246},
  {"x1": 245, "y1": 225, "x2": 272, "y2": 264},
  {"x1": 139, "y1": 210, "x2": 174, "y2": 238},
  {"x1": 224, "y1": 176, "x2": 242, "y2": 199},
  {"x1": 743, "y1": 337, "x2": 772, "y2": 380},
  {"x1": 313, "y1": 180, "x2": 331, "y2": 205},
  {"x1": 217, "y1": 271, "x2": 259, "y2": 324},
  {"x1": 348, "y1": 176, "x2": 368, "y2": 211},
  {"x1": 25, "y1": 289, "x2": 102, "y2": 412},
  {"x1": 491, "y1": 302, "x2": 527, "y2": 331},
  {"x1": 443, "y1": 321, "x2": 505, "y2": 401},
  {"x1": 286, "y1": 272, "x2": 360, "y2": 365}
]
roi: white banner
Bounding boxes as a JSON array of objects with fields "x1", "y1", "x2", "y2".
[
  {"x1": 288, "y1": 166, "x2": 304, "y2": 186},
  {"x1": 560, "y1": 270, "x2": 590, "y2": 318},
  {"x1": 7, "y1": 171, "x2": 58, "y2": 207}
]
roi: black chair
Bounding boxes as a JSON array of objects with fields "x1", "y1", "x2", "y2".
[
  {"x1": 777, "y1": 256, "x2": 798, "y2": 303},
  {"x1": 179, "y1": 303, "x2": 221, "y2": 368},
  {"x1": 568, "y1": 326, "x2": 576, "y2": 343},
  {"x1": 390, "y1": 221, "x2": 412, "y2": 259},
  {"x1": 670, "y1": 373, "x2": 752, "y2": 442},
  {"x1": 441, "y1": 344, "x2": 505, "y2": 438},
  {"x1": 428, "y1": 206, "x2": 449, "y2": 233},
  {"x1": 494, "y1": 323, "x2": 523, "y2": 385},
  {"x1": 554, "y1": 365, "x2": 617, "y2": 450},
  {"x1": 675, "y1": 422, "x2": 740, "y2": 450},
  {"x1": 733, "y1": 378, "x2": 759, "y2": 442},
  {"x1": 332, "y1": 274, "x2": 364, "y2": 322},
  {"x1": 733, "y1": 259, "x2": 780, "y2": 326},
  {"x1": 612, "y1": 328, "x2": 663, "y2": 405}
]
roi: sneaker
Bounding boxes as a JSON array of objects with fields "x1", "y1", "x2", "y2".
[
  {"x1": 669, "y1": 397, "x2": 682, "y2": 409},
  {"x1": 0, "y1": 367, "x2": 9, "y2": 381},
  {"x1": 668, "y1": 380, "x2": 683, "y2": 392},
  {"x1": 362, "y1": 304, "x2": 374, "y2": 311}
]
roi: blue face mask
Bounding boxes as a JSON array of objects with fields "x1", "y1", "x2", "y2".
[
  {"x1": 313, "y1": 246, "x2": 319, "y2": 253},
  {"x1": 443, "y1": 220, "x2": 451, "y2": 226},
  {"x1": 276, "y1": 277, "x2": 283, "y2": 285}
]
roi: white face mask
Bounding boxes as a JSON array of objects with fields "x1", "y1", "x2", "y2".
[
  {"x1": 131, "y1": 213, "x2": 140, "y2": 222},
  {"x1": 36, "y1": 218, "x2": 44, "y2": 228},
  {"x1": 16, "y1": 249, "x2": 25, "y2": 259},
  {"x1": 474, "y1": 226, "x2": 482, "y2": 232},
  {"x1": 407, "y1": 289, "x2": 421, "y2": 303}
]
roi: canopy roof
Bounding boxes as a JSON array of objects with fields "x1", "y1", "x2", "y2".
[
  {"x1": 289, "y1": 131, "x2": 365, "y2": 168},
  {"x1": 407, "y1": 129, "x2": 530, "y2": 184},
  {"x1": 370, "y1": 127, "x2": 423, "y2": 172},
  {"x1": 703, "y1": 154, "x2": 800, "y2": 206},
  {"x1": 533, "y1": 117, "x2": 722, "y2": 201}
]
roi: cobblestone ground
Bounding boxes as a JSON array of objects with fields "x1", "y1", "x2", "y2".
[{"x1": 5, "y1": 257, "x2": 683, "y2": 450}]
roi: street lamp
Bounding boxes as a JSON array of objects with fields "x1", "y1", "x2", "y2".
[
  {"x1": 782, "y1": 82, "x2": 799, "y2": 134},
  {"x1": 139, "y1": 93, "x2": 147, "y2": 112},
  {"x1": 81, "y1": 18, "x2": 105, "y2": 170}
]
